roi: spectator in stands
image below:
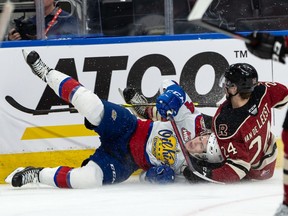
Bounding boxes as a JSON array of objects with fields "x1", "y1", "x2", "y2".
[
  {"x1": 129, "y1": 0, "x2": 165, "y2": 36},
  {"x1": 7, "y1": 0, "x2": 79, "y2": 40}
]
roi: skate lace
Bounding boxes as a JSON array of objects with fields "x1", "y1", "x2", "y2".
[
  {"x1": 130, "y1": 93, "x2": 147, "y2": 104},
  {"x1": 131, "y1": 93, "x2": 147, "y2": 116},
  {"x1": 22, "y1": 169, "x2": 39, "y2": 185},
  {"x1": 32, "y1": 59, "x2": 48, "y2": 75}
]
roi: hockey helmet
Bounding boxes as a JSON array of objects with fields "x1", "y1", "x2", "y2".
[
  {"x1": 193, "y1": 131, "x2": 224, "y2": 163},
  {"x1": 205, "y1": 132, "x2": 224, "y2": 163},
  {"x1": 222, "y1": 63, "x2": 258, "y2": 93}
]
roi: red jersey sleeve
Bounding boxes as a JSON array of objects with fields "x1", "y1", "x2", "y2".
[{"x1": 260, "y1": 82, "x2": 288, "y2": 108}]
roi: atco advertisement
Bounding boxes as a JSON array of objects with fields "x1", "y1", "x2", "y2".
[{"x1": 0, "y1": 38, "x2": 286, "y2": 182}]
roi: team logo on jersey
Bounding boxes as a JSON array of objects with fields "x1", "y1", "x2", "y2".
[
  {"x1": 248, "y1": 104, "x2": 258, "y2": 116},
  {"x1": 152, "y1": 129, "x2": 180, "y2": 165},
  {"x1": 181, "y1": 127, "x2": 191, "y2": 142},
  {"x1": 218, "y1": 124, "x2": 228, "y2": 137},
  {"x1": 111, "y1": 109, "x2": 117, "y2": 121}
]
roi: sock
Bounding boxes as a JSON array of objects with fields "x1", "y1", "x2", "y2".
[
  {"x1": 46, "y1": 69, "x2": 104, "y2": 125},
  {"x1": 39, "y1": 166, "x2": 73, "y2": 188},
  {"x1": 46, "y1": 70, "x2": 81, "y2": 103}
]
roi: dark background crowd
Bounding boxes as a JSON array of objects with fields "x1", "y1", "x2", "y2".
[{"x1": 2, "y1": 0, "x2": 288, "y2": 39}]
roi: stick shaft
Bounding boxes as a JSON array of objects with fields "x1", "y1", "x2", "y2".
[
  {"x1": 5, "y1": 95, "x2": 218, "y2": 115},
  {"x1": 167, "y1": 113, "x2": 196, "y2": 172},
  {"x1": 187, "y1": 0, "x2": 251, "y2": 44},
  {"x1": 195, "y1": 20, "x2": 251, "y2": 44},
  {"x1": 167, "y1": 112, "x2": 223, "y2": 184}
]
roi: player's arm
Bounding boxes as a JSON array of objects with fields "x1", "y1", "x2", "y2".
[
  {"x1": 156, "y1": 80, "x2": 196, "y2": 121},
  {"x1": 183, "y1": 158, "x2": 249, "y2": 183},
  {"x1": 183, "y1": 141, "x2": 251, "y2": 183},
  {"x1": 262, "y1": 82, "x2": 288, "y2": 109},
  {"x1": 139, "y1": 165, "x2": 175, "y2": 184},
  {"x1": 246, "y1": 32, "x2": 288, "y2": 64},
  {"x1": 122, "y1": 80, "x2": 198, "y2": 122},
  {"x1": 154, "y1": 79, "x2": 200, "y2": 122}
]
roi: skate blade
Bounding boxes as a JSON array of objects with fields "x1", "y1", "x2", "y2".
[
  {"x1": 22, "y1": 49, "x2": 29, "y2": 60},
  {"x1": 5, "y1": 167, "x2": 25, "y2": 184},
  {"x1": 118, "y1": 88, "x2": 125, "y2": 101}
]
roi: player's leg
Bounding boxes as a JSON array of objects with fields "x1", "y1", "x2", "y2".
[
  {"x1": 85, "y1": 147, "x2": 139, "y2": 184},
  {"x1": 22, "y1": 50, "x2": 104, "y2": 126},
  {"x1": 40, "y1": 161, "x2": 103, "y2": 188},
  {"x1": 6, "y1": 146, "x2": 138, "y2": 188},
  {"x1": 283, "y1": 127, "x2": 288, "y2": 206},
  {"x1": 6, "y1": 161, "x2": 104, "y2": 188},
  {"x1": 275, "y1": 111, "x2": 288, "y2": 216}
]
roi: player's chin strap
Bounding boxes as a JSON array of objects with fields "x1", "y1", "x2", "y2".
[
  {"x1": 226, "y1": 89, "x2": 239, "y2": 99},
  {"x1": 167, "y1": 110, "x2": 224, "y2": 184}
]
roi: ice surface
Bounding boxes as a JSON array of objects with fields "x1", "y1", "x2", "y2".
[{"x1": 0, "y1": 169, "x2": 283, "y2": 216}]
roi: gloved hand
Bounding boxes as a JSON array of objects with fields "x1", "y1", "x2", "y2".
[
  {"x1": 156, "y1": 84, "x2": 186, "y2": 118},
  {"x1": 145, "y1": 165, "x2": 175, "y2": 184},
  {"x1": 246, "y1": 32, "x2": 286, "y2": 64},
  {"x1": 182, "y1": 156, "x2": 214, "y2": 183}
]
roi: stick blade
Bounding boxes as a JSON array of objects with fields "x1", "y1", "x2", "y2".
[{"x1": 187, "y1": 0, "x2": 213, "y2": 21}]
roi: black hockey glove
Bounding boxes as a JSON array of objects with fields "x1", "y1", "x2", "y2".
[
  {"x1": 183, "y1": 156, "x2": 217, "y2": 183},
  {"x1": 246, "y1": 32, "x2": 287, "y2": 64}
]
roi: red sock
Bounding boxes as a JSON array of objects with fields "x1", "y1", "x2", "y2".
[
  {"x1": 54, "y1": 166, "x2": 73, "y2": 188},
  {"x1": 59, "y1": 77, "x2": 81, "y2": 103}
]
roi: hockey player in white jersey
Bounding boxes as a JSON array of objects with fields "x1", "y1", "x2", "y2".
[{"x1": 6, "y1": 50, "x2": 223, "y2": 188}]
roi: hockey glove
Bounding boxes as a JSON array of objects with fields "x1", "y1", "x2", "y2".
[
  {"x1": 182, "y1": 157, "x2": 214, "y2": 183},
  {"x1": 145, "y1": 165, "x2": 175, "y2": 184},
  {"x1": 156, "y1": 84, "x2": 186, "y2": 118},
  {"x1": 246, "y1": 32, "x2": 287, "y2": 64}
]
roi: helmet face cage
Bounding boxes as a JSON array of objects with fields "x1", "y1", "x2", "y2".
[
  {"x1": 190, "y1": 130, "x2": 224, "y2": 163},
  {"x1": 223, "y1": 63, "x2": 258, "y2": 93},
  {"x1": 219, "y1": 73, "x2": 236, "y2": 89}
]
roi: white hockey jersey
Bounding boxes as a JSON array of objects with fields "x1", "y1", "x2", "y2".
[{"x1": 129, "y1": 80, "x2": 205, "y2": 176}]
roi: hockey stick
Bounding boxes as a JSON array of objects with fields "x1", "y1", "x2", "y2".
[
  {"x1": 5, "y1": 95, "x2": 218, "y2": 115},
  {"x1": 167, "y1": 111, "x2": 224, "y2": 184},
  {"x1": 187, "y1": 0, "x2": 252, "y2": 44},
  {"x1": 5, "y1": 95, "x2": 158, "y2": 115},
  {"x1": 118, "y1": 87, "x2": 217, "y2": 107},
  {"x1": 5, "y1": 95, "x2": 78, "y2": 114}
]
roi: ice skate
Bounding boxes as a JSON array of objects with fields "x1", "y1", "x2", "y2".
[
  {"x1": 5, "y1": 166, "x2": 43, "y2": 187},
  {"x1": 274, "y1": 203, "x2": 288, "y2": 216},
  {"x1": 22, "y1": 50, "x2": 51, "y2": 82},
  {"x1": 119, "y1": 87, "x2": 149, "y2": 119}
]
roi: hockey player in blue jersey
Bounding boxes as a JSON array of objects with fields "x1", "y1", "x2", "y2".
[{"x1": 5, "y1": 50, "x2": 223, "y2": 188}]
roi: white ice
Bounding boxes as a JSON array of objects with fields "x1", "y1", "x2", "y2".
[{"x1": 0, "y1": 169, "x2": 283, "y2": 216}]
